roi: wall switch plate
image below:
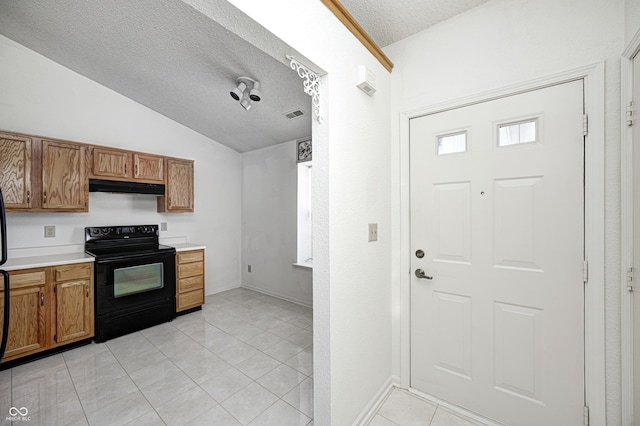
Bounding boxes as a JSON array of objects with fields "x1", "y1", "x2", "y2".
[
  {"x1": 160, "y1": 222, "x2": 168, "y2": 231},
  {"x1": 44, "y1": 226, "x2": 56, "y2": 238},
  {"x1": 368, "y1": 223, "x2": 378, "y2": 242}
]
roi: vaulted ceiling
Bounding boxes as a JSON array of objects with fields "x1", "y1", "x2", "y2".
[{"x1": 0, "y1": 0, "x2": 490, "y2": 153}]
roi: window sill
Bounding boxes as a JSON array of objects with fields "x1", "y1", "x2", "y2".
[{"x1": 292, "y1": 261, "x2": 313, "y2": 270}]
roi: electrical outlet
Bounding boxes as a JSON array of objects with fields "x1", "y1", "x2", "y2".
[
  {"x1": 44, "y1": 225, "x2": 56, "y2": 238},
  {"x1": 248, "y1": 265, "x2": 252, "y2": 273},
  {"x1": 160, "y1": 222, "x2": 168, "y2": 231},
  {"x1": 368, "y1": 223, "x2": 378, "y2": 242}
]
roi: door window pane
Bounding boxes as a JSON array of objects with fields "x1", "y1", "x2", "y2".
[
  {"x1": 437, "y1": 132, "x2": 467, "y2": 155},
  {"x1": 499, "y1": 120, "x2": 537, "y2": 146}
]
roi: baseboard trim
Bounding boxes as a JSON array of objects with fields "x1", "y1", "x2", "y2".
[
  {"x1": 241, "y1": 282, "x2": 312, "y2": 308},
  {"x1": 353, "y1": 376, "x2": 399, "y2": 425},
  {"x1": 205, "y1": 283, "x2": 241, "y2": 296},
  {"x1": 407, "y1": 388, "x2": 503, "y2": 426}
]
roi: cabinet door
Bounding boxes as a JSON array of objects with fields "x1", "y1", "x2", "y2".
[
  {"x1": 42, "y1": 140, "x2": 87, "y2": 211},
  {"x1": 0, "y1": 132, "x2": 32, "y2": 209},
  {"x1": 54, "y1": 279, "x2": 93, "y2": 344},
  {"x1": 160, "y1": 158, "x2": 194, "y2": 212},
  {"x1": 133, "y1": 153, "x2": 164, "y2": 182},
  {"x1": 0, "y1": 271, "x2": 47, "y2": 361},
  {"x1": 91, "y1": 146, "x2": 131, "y2": 179}
]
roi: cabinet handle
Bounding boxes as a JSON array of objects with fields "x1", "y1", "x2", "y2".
[
  {"x1": 40, "y1": 292, "x2": 44, "y2": 306},
  {"x1": 135, "y1": 164, "x2": 139, "y2": 176},
  {"x1": 124, "y1": 164, "x2": 127, "y2": 175},
  {"x1": 43, "y1": 191, "x2": 47, "y2": 204},
  {"x1": 26, "y1": 190, "x2": 30, "y2": 204},
  {"x1": 86, "y1": 284, "x2": 89, "y2": 298}
]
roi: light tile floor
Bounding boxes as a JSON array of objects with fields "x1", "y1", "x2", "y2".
[
  {"x1": 0, "y1": 288, "x2": 313, "y2": 426},
  {"x1": 368, "y1": 388, "x2": 485, "y2": 426}
]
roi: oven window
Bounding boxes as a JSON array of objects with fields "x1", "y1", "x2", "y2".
[{"x1": 113, "y1": 262, "x2": 164, "y2": 298}]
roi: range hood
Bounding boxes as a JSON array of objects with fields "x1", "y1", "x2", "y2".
[{"x1": 89, "y1": 179, "x2": 165, "y2": 195}]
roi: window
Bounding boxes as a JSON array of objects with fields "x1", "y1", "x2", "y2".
[
  {"x1": 498, "y1": 119, "x2": 537, "y2": 146},
  {"x1": 437, "y1": 131, "x2": 467, "y2": 155},
  {"x1": 296, "y1": 161, "x2": 313, "y2": 267}
]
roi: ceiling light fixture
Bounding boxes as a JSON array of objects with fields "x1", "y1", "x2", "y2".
[{"x1": 229, "y1": 76, "x2": 261, "y2": 110}]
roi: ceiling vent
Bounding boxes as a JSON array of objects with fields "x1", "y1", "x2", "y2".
[{"x1": 285, "y1": 109, "x2": 305, "y2": 120}]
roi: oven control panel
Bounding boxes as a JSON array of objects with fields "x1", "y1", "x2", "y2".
[{"x1": 85, "y1": 225, "x2": 159, "y2": 240}]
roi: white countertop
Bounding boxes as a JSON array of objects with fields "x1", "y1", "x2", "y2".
[
  {"x1": 1, "y1": 252, "x2": 95, "y2": 271},
  {"x1": 0, "y1": 240, "x2": 205, "y2": 271},
  {"x1": 171, "y1": 243, "x2": 206, "y2": 252}
]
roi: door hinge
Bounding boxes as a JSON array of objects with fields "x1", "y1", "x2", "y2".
[
  {"x1": 627, "y1": 266, "x2": 635, "y2": 292},
  {"x1": 584, "y1": 406, "x2": 589, "y2": 426},
  {"x1": 583, "y1": 114, "x2": 589, "y2": 136},
  {"x1": 583, "y1": 261, "x2": 589, "y2": 283},
  {"x1": 626, "y1": 101, "x2": 634, "y2": 126}
]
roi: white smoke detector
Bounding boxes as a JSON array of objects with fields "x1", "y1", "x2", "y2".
[{"x1": 356, "y1": 65, "x2": 376, "y2": 96}]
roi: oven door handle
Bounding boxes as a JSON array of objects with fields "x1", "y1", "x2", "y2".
[{"x1": 92, "y1": 251, "x2": 176, "y2": 264}]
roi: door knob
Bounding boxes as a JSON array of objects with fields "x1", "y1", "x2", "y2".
[{"x1": 415, "y1": 269, "x2": 433, "y2": 280}]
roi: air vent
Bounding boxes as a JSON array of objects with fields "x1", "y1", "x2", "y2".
[{"x1": 285, "y1": 109, "x2": 305, "y2": 120}]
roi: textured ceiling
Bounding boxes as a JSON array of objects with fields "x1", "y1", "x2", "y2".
[
  {"x1": 0, "y1": 0, "x2": 490, "y2": 153},
  {"x1": 342, "y1": 0, "x2": 491, "y2": 47},
  {"x1": 0, "y1": 0, "x2": 311, "y2": 153}
]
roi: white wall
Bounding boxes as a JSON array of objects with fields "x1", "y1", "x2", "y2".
[
  {"x1": 222, "y1": 1, "x2": 394, "y2": 424},
  {"x1": 241, "y1": 140, "x2": 312, "y2": 306},
  {"x1": 0, "y1": 34, "x2": 243, "y2": 295},
  {"x1": 626, "y1": 0, "x2": 640, "y2": 45},
  {"x1": 385, "y1": 0, "x2": 624, "y2": 423}
]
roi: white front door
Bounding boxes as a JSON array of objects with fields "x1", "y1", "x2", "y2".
[{"x1": 410, "y1": 80, "x2": 585, "y2": 426}]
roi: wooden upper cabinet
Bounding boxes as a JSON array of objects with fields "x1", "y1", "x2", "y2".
[
  {"x1": 42, "y1": 140, "x2": 87, "y2": 211},
  {"x1": 133, "y1": 153, "x2": 164, "y2": 183},
  {"x1": 90, "y1": 146, "x2": 131, "y2": 179},
  {"x1": 158, "y1": 158, "x2": 194, "y2": 212},
  {"x1": 0, "y1": 132, "x2": 32, "y2": 209}
]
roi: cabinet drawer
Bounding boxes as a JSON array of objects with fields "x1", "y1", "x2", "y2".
[
  {"x1": 178, "y1": 275, "x2": 204, "y2": 293},
  {"x1": 177, "y1": 250, "x2": 204, "y2": 264},
  {"x1": 178, "y1": 261, "x2": 203, "y2": 279},
  {"x1": 0, "y1": 269, "x2": 46, "y2": 290},
  {"x1": 177, "y1": 289, "x2": 204, "y2": 311},
  {"x1": 54, "y1": 264, "x2": 92, "y2": 282}
]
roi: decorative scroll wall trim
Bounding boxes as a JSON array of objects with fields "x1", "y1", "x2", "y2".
[
  {"x1": 287, "y1": 55, "x2": 323, "y2": 124},
  {"x1": 320, "y1": 0, "x2": 394, "y2": 73},
  {"x1": 297, "y1": 138, "x2": 312, "y2": 163}
]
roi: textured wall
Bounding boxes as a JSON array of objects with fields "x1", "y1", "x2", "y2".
[
  {"x1": 0, "y1": 34, "x2": 243, "y2": 295},
  {"x1": 241, "y1": 140, "x2": 313, "y2": 306},
  {"x1": 386, "y1": 0, "x2": 624, "y2": 423}
]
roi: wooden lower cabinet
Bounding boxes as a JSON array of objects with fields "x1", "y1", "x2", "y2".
[
  {"x1": 0, "y1": 269, "x2": 47, "y2": 360},
  {"x1": 0, "y1": 262, "x2": 94, "y2": 364},
  {"x1": 176, "y1": 249, "x2": 205, "y2": 312},
  {"x1": 53, "y1": 263, "x2": 94, "y2": 345}
]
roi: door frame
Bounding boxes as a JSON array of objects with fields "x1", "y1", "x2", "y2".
[
  {"x1": 621, "y1": 28, "x2": 640, "y2": 426},
  {"x1": 397, "y1": 63, "x2": 606, "y2": 424}
]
